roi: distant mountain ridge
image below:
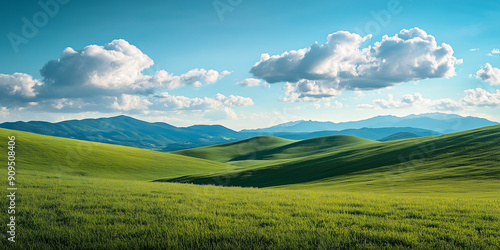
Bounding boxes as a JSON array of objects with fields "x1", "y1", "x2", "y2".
[
  {"x1": 241, "y1": 113, "x2": 498, "y2": 133},
  {"x1": 0, "y1": 112, "x2": 496, "y2": 151},
  {"x1": 0, "y1": 115, "x2": 242, "y2": 151},
  {"x1": 262, "y1": 127, "x2": 440, "y2": 141}
]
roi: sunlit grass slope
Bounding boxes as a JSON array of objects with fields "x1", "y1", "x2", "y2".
[
  {"x1": 0, "y1": 126, "x2": 499, "y2": 248},
  {"x1": 0, "y1": 128, "x2": 230, "y2": 181},
  {"x1": 174, "y1": 136, "x2": 296, "y2": 162},
  {"x1": 229, "y1": 135, "x2": 377, "y2": 161},
  {"x1": 9, "y1": 170, "x2": 500, "y2": 249},
  {"x1": 174, "y1": 135, "x2": 375, "y2": 163},
  {"x1": 164, "y1": 125, "x2": 500, "y2": 198}
]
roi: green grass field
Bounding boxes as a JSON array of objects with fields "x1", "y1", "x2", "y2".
[
  {"x1": 168, "y1": 125, "x2": 500, "y2": 199},
  {"x1": 1, "y1": 127, "x2": 500, "y2": 248},
  {"x1": 0, "y1": 128, "x2": 229, "y2": 181},
  {"x1": 10, "y1": 170, "x2": 500, "y2": 249}
]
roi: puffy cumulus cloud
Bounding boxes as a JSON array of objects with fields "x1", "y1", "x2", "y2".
[
  {"x1": 251, "y1": 28, "x2": 461, "y2": 101},
  {"x1": 431, "y1": 98, "x2": 464, "y2": 111},
  {"x1": 0, "y1": 73, "x2": 42, "y2": 104},
  {"x1": 51, "y1": 98, "x2": 80, "y2": 110},
  {"x1": 38, "y1": 39, "x2": 230, "y2": 98},
  {"x1": 475, "y1": 63, "x2": 500, "y2": 85},
  {"x1": 487, "y1": 49, "x2": 500, "y2": 57},
  {"x1": 152, "y1": 69, "x2": 231, "y2": 89},
  {"x1": 215, "y1": 93, "x2": 254, "y2": 106},
  {"x1": 461, "y1": 88, "x2": 500, "y2": 107},
  {"x1": 313, "y1": 100, "x2": 342, "y2": 109},
  {"x1": 332, "y1": 100, "x2": 343, "y2": 108},
  {"x1": 357, "y1": 93, "x2": 427, "y2": 109},
  {"x1": 154, "y1": 92, "x2": 253, "y2": 111},
  {"x1": 357, "y1": 88, "x2": 500, "y2": 111},
  {"x1": 282, "y1": 80, "x2": 342, "y2": 102},
  {"x1": 39, "y1": 39, "x2": 154, "y2": 96},
  {"x1": 25, "y1": 92, "x2": 254, "y2": 115},
  {"x1": 110, "y1": 94, "x2": 153, "y2": 111},
  {"x1": 236, "y1": 78, "x2": 262, "y2": 87},
  {"x1": 0, "y1": 39, "x2": 238, "y2": 116}
]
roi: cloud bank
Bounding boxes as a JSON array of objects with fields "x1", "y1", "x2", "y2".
[
  {"x1": 236, "y1": 78, "x2": 262, "y2": 87},
  {"x1": 358, "y1": 88, "x2": 500, "y2": 111},
  {"x1": 251, "y1": 27, "x2": 462, "y2": 101},
  {"x1": 475, "y1": 63, "x2": 500, "y2": 85},
  {"x1": 0, "y1": 39, "x2": 250, "y2": 120}
]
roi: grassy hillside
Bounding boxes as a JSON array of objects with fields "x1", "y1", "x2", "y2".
[
  {"x1": 174, "y1": 135, "x2": 375, "y2": 162},
  {"x1": 174, "y1": 136, "x2": 296, "y2": 162},
  {"x1": 1, "y1": 127, "x2": 499, "y2": 248},
  {"x1": 164, "y1": 125, "x2": 500, "y2": 198},
  {"x1": 10, "y1": 170, "x2": 500, "y2": 249},
  {"x1": 230, "y1": 135, "x2": 376, "y2": 161},
  {"x1": 0, "y1": 128, "x2": 230, "y2": 181},
  {"x1": 265, "y1": 127, "x2": 440, "y2": 141},
  {"x1": 378, "y1": 132, "x2": 421, "y2": 142}
]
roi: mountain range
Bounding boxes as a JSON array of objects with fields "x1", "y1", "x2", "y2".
[
  {"x1": 0, "y1": 113, "x2": 496, "y2": 151},
  {"x1": 241, "y1": 113, "x2": 498, "y2": 133},
  {"x1": 166, "y1": 124, "x2": 500, "y2": 194}
]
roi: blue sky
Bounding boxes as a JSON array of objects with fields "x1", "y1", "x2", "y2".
[{"x1": 0, "y1": 0, "x2": 499, "y2": 130}]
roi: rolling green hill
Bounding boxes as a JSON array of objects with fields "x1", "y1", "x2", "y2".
[
  {"x1": 378, "y1": 132, "x2": 421, "y2": 142},
  {"x1": 174, "y1": 136, "x2": 297, "y2": 162},
  {"x1": 1, "y1": 126, "x2": 499, "y2": 248},
  {"x1": 175, "y1": 135, "x2": 377, "y2": 162},
  {"x1": 0, "y1": 128, "x2": 230, "y2": 181},
  {"x1": 163, "y1": 125, "x2": 500, "y2": 198}
]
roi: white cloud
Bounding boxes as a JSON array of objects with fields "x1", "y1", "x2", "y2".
[
  {"x1": 282, "y1": 80, "x2": 342, "y2": 102},
  {"x1": 475, "y1": 63, "x2": 500, "y2": 85},
  {"x1": 236, "y1": 78, "x2": 262, "y2": 87},
  {"x1": 431, "y1": 98, "x2": 463, "y2": 111},
  {"x1": 40, "y1": 40, "x2": 154, "y2": 94},
  {"x1": 487, "y1": 48, "x2": 500, "y2": 57},
  {"x1": 251, "y1": 27, "x2": 461, "y2": 101},
  {"x1": 333, "y1": 100, "x2": 343, "y2": 108},
  {"x1": 0, "y1": 39, "x2": 239, "y2": 116},
  {"x1": 152, "y1": 69, "x2": 231, "y2": 89},
  {"x1": 52, "y1": 98, "x2": 78, "y2": 110},
  {"x1": 215, "y1": 93, "x2": 255, "y2": 106},
  {"x1": 356, "y1": 104, "x2": 374, "y2": 110},
  {"x1": 461, "y1": 88, "x2": 500, "y2": 107},
  {"x1": 150, "y1": 93, "x2": 250, "y2": 121},
  {"x1": 155, "y1": 92, "x2": 253, "y2": 111},
  {"x1": 0, "y1": 73, "x2": 42, "y2": 101},
  {"x1": 0, "y1": 107, "x2": 9, "y2": 117},
  {"x1": 38, "y1": 40, "x2": 230, "y2": 98},
  {"x1": 357, "y1": 88, "x2": 500, "y2": 111},
  {"x1": 469, "y1": 48, "x2": 479, "y2": 52},
  {"x1": 111, "y1": 94, "x2": 153, "y2": 111},
  {"x1": 358, "y1": 93, "x2": 429, "y2": 109},
  {"x1": 35, "y1": 39, "x2": 229, "y2": 99}
]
